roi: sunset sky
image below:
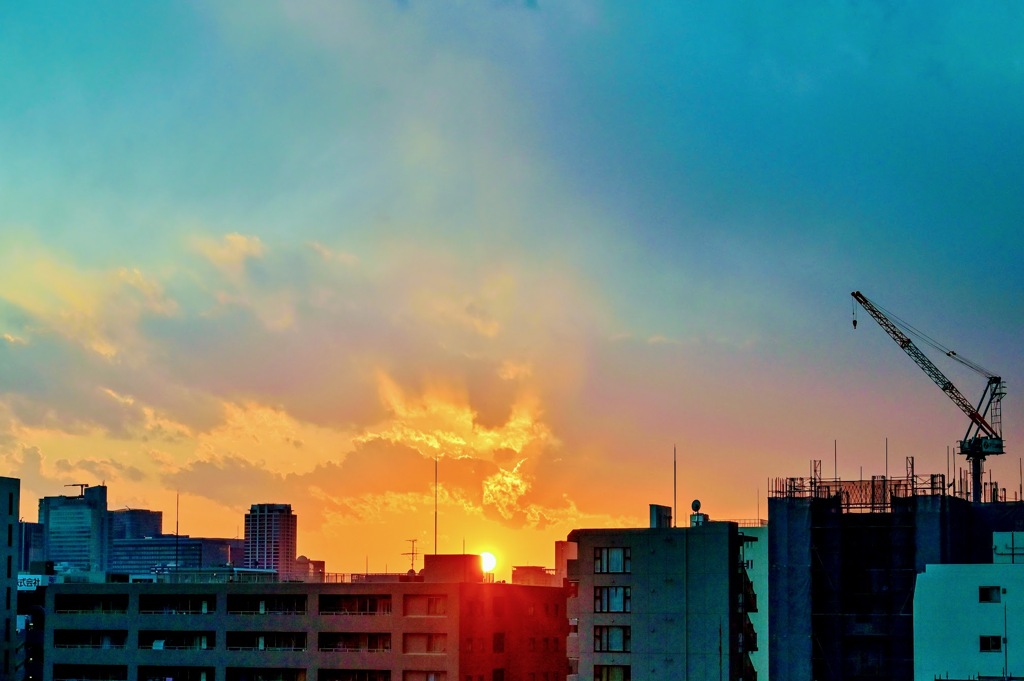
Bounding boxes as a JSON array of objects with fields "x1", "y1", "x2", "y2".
[{"x1": 2, "y1": 2, "x2": 1023, "y2": 578}]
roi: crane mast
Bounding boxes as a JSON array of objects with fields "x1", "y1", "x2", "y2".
[{"x1": 851, "y1": 291, "x2": 1005, "y2": 503}]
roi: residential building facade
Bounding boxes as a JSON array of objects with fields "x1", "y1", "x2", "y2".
[
  {"x1": 914, "y1": 562, "x2": 1024, "y2": 681},
  {"x1": 42, "y1": 553, "x2": 568, "y2": 681},
  {"x1": 566, "y1": 517, "x2": 758, "y2": 681}
]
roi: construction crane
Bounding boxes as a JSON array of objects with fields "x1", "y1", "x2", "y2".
[{"x1": 851, "y1": 291, "x2": 1006, "y2": 503}]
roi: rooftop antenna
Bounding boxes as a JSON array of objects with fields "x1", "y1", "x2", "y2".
[
  {"x1": 434, "y1": 457, "x2": 438, "y2": 555},
  {"x1": 673, "y1": 444, "x2": 677, "y2": 528},
  {"x1": 402, "y1": 539, "x2": 419, "y2": 571}
]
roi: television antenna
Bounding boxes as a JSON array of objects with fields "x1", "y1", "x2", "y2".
[{"x1": 402, "y1": 539, "x2": 420, "y2": 571}]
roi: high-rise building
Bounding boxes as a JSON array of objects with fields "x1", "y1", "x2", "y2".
[
  {"x1": 108, "y1": 508, "x2": 162, "y2": 540},
  {"x1": 0, "y1": 477, "x2": 19, "y2": 679},
  {"x1": 38, "y1": 484, "x2": 109, "y2": 573},
  {"x1": 244, "y1": 503, "x2": 297, "y2": 579}
]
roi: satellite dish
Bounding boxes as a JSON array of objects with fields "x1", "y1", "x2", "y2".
[{"x1": 691, "y1": 499, "x2": 701, "y2": 513}]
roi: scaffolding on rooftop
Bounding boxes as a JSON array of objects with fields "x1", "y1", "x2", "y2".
[{"x1": 768, "y1": 456, "x2": 987, "y2": 513}]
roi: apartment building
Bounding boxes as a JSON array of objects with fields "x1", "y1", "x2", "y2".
[
  {"x1": 914, "y1": 533, "x2": 1024, "y2": 681},
  {"x1": 565, "y1": 508, "x2": 758, "y2": 681},
  {"x1": 43, "y1": 553, "x2": 568, "y2": 681}
]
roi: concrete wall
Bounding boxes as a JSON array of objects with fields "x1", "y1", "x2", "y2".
[{"x1": 915, "y1": 563, "x2": 1024, "y2": 681}]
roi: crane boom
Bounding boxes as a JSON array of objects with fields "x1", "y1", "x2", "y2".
[
  {"x1": 851, "y1": 291, "x2": 998, "y2": 438},
  {"x1": 851, "y1": 290, "x2": 1005, "y2": 503}
]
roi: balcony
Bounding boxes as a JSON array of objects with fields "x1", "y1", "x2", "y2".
[
  {"x1": 227, "y1": 594, "x2": 307, "y2": 615},
  {"x1": 139, "y1": 631, "x2": 215, "y2": 651},
  {"x1": 226, "y1": 631, "x2": 307, "y2": 652},
  {"x1": 139, "y1": 594, "x2": 215, "y2": 615},
  {"x1": 54, "y1": 630, "x2": 128, "y2": 649},
  {"x1": 54, "y1": 664, "x2": 127, "y2": 681},
  {"x1": 320, "y1": 594, "x2": 393, "y2": 615},
  {"x1": 226, "y1": 670, "x2": 307, "y2": 681},
  {"x1": 319, "y1": 632, "x2": 392, "y2": 652},
  {"x1": 54, "y1": 594, "x2": 129, "y2": 615},
  {"x1": 139, "y1": 667, "x2": 215, "y2": 681}
]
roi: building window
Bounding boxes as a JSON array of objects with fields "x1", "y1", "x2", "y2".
[
  {"x1": 403, "y1": 633, "x2": 447, "y2": 654},
  {"x1": 595, "y1": 626, "x2": 630, "y2": 652},
  {"x1": 979, "y1": 586, "x2": 1002, "y2": 603},
  {"x1": 594, "y1": 665, "x2": 631, "y2": 681},
  {"x1": 594, "y1": 587, "x2": 631, "y2": 613},
  {"x1": 981, "y1": 635, "x2": 1002, "y2": 653},
  {"x1": 492, "y1": 633, "x2": 505, "y2": 653},
  {"x1": 492, "y1": 670, "x2": 505, "y2": 681},
  {"x1": 594, "y1": 547, "x2": 631, "y2": 573},
  {"x1": 427, "y1": 596, "x2": 446, "y2": 615}
]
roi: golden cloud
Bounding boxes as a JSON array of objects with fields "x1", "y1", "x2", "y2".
[
  {"x1": 359, "y1": 371, "x2": 554, "y2": 459},
  {"x1": 193, "y1": 232, "x2": 266, "y2": 271}
]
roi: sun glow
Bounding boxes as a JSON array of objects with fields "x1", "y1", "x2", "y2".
[{"x1": 481, "y1": 551, "x2": 497, "y2": 573}]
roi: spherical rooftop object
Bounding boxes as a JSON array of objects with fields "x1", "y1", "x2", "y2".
[{"x1": 691, "y1": 499, "x2": 701, "y2": 513}]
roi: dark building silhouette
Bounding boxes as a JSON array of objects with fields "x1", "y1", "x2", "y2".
[
  {"x1": 19, "y1": 520, "x2": 45, "y2": 572},
  {"x1": 108, "y1": 508, "x2": 163, "y2": 540},
  {"x1": 38, "y1": 484, "x2": 109, "y2": 572},
  {"x1": 109, "y1": 535, "x2": 245, "y2": 574},
  {"x1": 769, "y1": 463, "x2": 1024, "y2": 681}
]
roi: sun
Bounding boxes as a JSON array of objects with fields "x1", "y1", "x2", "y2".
[{"x1": 480, "y1": 551, "x2": 497, "y2": 573}]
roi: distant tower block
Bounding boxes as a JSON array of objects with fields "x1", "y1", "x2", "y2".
[
  {"x1": 244, "y1": 503, "x2": 297, "y2": 579},
  {"x1": 690, "y1": 499, "x2": 709, "y2": 527}
]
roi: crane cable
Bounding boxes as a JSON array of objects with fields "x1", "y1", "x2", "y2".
[{"x1": 869, "y1": 300, "x2": 996, "y2": 379}]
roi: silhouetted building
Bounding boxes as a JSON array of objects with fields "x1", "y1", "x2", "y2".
[
  {"x1": 566, "y1": 505, "x2": 758, "y2": 681},
  {"x1": 43, "y1": 553, "x2": 568, "y2": 681},
  {"x1": 19, "y1": 520, "x2": 44, "y2": 572},
  {"x1": 768, "y1": 464, "x2": 1024, "y2": 681},
  {"x1": 0, "y1": 477, "x2": 20, "y2": 679},
  {"x1": 245, "y1": 503, "x2": 297, "y2": 579},
  {"x1": 108, "y1": 508, "x2": 162, "y2": 540},
  {"x1": 109, "y1": 535, "x2": 245, "y2": 574},
  {"x1": 38, "y1": 485, "x2": 109, "y2": 573}
]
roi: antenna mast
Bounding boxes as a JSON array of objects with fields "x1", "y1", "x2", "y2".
[{"x1": 402, "y1": 539, "x2": 419, "y2": 572}]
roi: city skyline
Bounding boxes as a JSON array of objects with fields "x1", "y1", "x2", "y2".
[{"x1": 2, "y1": 3, "x2": 1023, "y2": 578}]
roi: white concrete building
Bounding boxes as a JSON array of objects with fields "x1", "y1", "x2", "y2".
[{"x1": 914, "y1": 561, "x2": 1024, "y2": 680}]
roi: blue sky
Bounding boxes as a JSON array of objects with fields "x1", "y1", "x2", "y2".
[{"x1": 1, "y1": 2, "x2": 1022, "y2": 572}]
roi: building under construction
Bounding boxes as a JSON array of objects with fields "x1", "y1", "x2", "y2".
[{"x1": 769, "y1": 458, "x2": 1024, "y2": 681}]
